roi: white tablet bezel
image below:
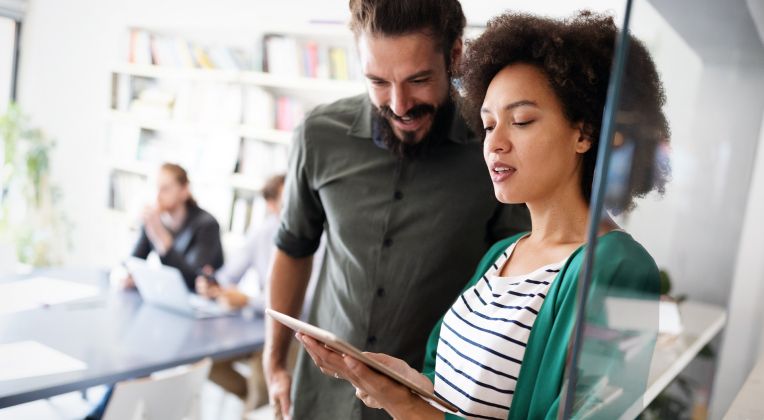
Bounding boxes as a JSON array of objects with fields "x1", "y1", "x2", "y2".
[{"x1": 266, "y1": 308, "x2": 459, "y2": 413}]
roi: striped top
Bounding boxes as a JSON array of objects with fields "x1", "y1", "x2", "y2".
[{"x1": 433, "y1": 239, "x2": 566, "y2": 420}]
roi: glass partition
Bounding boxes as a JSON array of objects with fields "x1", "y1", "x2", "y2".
[{"x1": 560, "y1": 0, "x2": 764, "y2": 417}]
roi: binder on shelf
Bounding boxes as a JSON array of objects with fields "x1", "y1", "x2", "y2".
[
  {"x1": 243, "y1": 87, "x2": 276, "y2": 129},
  {"x1": 128, "y1": 29, "x2": 153, "y2": 66},
  {"x1": 329, "y1": 47, "x2": 349, "y2": 80}
]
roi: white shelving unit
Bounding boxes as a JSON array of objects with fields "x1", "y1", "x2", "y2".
[
  {"x1": 105, "y1": 25, "x2": 365, "y2": 245},
  {"x1": 108, "y1": 110, "x2": 293, "y2": 146},
  {"x1": 112, "y1": 64, "x2": 365, "y2": 95}
]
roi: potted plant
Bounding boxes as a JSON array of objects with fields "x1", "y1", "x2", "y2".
[{"x1": 0, "y1": 103, "x2": 70, "y2": 267}]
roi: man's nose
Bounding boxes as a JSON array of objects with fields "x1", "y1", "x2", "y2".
[{"x1": 389, "y1": 84, "x2": 411, "y2": 117}]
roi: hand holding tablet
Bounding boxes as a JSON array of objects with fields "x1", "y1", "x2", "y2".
[{"x1": 266, "y1": 308, "x2": 459, "y2": 413}]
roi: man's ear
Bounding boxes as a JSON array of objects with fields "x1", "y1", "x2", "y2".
[{"x1": 575, "y1": 122, "x2": 593, "y2": 154}]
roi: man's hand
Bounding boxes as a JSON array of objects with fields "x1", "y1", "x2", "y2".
[
  {"x1": 218, "y1": 288, "x2": 249, "y2": 310},
  {"x1": 264, "y1": 354, "x2": 293, "y2": 420},
  {"x1": 195, "y1": 276, "x2": 221, "y2": 298},
  {"x1": 264, "y1": 249, "x2": 314, "y2": 420},
  {"x1": 120, "y1": 274, "x2": 136, "y2": 290}
]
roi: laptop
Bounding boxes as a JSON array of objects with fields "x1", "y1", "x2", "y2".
[{"x1": 124, "y1": 257, "x2": 235, "y2": 319}]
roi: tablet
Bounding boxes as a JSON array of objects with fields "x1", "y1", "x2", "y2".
[{"x1": 266, "y1": 308, "x2": 459, "y2": 413}]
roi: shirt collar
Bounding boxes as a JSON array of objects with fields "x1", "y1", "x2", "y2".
[{"x1": 347, "y1": 95, "x2": 475, "y2": 145}]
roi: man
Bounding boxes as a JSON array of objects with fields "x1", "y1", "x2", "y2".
[
  {"x1": 197, "y1": 174, "x2": 287, "y2": 312},
  {"x1": 196, "y1": 174, "x2": 320, "y2": 411},
  {"x1": 264, "y1": 1, "x2": 531, "y2": 419}
]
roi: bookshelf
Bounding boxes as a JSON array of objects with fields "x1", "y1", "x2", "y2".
[{"x1": 106, "y1": 24, "x2": 365, "y2": 250}]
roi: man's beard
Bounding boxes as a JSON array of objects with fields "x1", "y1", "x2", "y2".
[{"x1": 371, "y1": 98, "x2": 455, "y2": 160}]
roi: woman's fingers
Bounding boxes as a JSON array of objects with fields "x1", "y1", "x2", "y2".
[
  {"x1": 297, "y1": 333, "x2": 349, "y2": 378},
  {"x1": 355, "y1": 386, "x2": 383, "y2": 409}
]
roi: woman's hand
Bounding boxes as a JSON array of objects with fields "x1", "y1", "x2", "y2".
[
  {"x1": 347, "y1": 352, "x2": 434, "y2": 409},
  {"x1": 142, "y1": 206, "x2": 173, "y2": 255},
  {"x1": 297, "y1": 333, "x2": 442, "y2": 419}
]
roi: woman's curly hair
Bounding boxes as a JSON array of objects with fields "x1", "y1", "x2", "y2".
[{"x1": 459, "y1": 10, "x2": 670, "y2": 212}]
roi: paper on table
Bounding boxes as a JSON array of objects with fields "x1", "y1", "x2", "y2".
[
  {"x1": 0, "y1": 277, "x2": 100, "y2": 315},
  {"x1": 0, "y1": 341, "x2": 87, "y2": 381}
]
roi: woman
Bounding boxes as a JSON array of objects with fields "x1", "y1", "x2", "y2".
[
  {"x1": 89, "y1": 163, "x2": 225, "y2": 420},
  {"x1": 298, "y1": 10, "x2": 669, "y2": 420},
  {"x1": 122, "y1": 162, "x2": 224, "y2": 290}
]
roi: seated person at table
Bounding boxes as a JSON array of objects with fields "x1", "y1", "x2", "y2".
[
  {"x1": 195, "y1": 174, "x2": 285, "y2": 310},
  {"x1": 89, "y1": 163, "x2": 224, "y2": 420},
  {"x1": 195, "y1": 174, "x2": 322, "y2": 409},
  {"x1": 118, "y1": 162, "x2": 224, "y2": 291},
  {"x1": 298, "y1": 10, "x2": 668, "y2": 420}
]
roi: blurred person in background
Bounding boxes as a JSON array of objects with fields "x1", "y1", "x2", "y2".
[
  {"x1": 116, "y1": 162, "x2": 224, "y2": 291},
  {"x1": 196, "y1": 174, "x2": 321, "y2": 410},
  {"x1": 90, "y1": 163, "x2": 224, "y2": 420}
]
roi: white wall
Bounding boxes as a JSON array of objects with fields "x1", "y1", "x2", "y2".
[{"x1": 709, "y1": 111, "x2": 764, "y2": 419}]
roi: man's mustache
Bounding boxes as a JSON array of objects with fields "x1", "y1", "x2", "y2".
[{"x1": 377, "y1": 103, "x2": 436, "y2": 123}]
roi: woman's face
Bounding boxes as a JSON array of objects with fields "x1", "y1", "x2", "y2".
[
  {"x1": 156, "y1": 169, "x2": 189, "y2": 212},
  {"x1": 481, "y1": 63, "x2": 591, "y2": 205}
]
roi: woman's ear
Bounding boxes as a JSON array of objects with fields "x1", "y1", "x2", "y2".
[{"x1": 575, "y1": 122, "x2": 593, "y2": 154}]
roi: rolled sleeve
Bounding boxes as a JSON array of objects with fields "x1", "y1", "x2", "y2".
[{"x1": 275, "y1": 121, "x2": 325, "y2": 258}]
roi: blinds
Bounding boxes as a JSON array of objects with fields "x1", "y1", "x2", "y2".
[{"x1": 0, "y1": 0, "x2": 25, "y2": 20}]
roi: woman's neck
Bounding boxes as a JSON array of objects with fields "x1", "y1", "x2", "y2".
[
  {"x1": 164, "y1": 204, "x2": 188, "y2": 231},
  {"x1": 524, "y1": 179, "x2": 595, "y2": 246}
]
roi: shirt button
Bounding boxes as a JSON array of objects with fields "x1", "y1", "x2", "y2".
[
  {"x1": 376, "y1": 288, "x2": 385, "y2": 297},
  {"x1": 367, "y1": 336, "x2": 377, "y2": 345},
  {"x1": 393, "y1": 190, "x2": 403, "y2": 200},
  {"x1": 383, "y1": 238, "x2": 393, "y2": 247}
]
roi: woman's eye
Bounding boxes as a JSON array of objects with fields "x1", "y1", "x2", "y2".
[
  {"x1": 483, "y1": 126, "x2": 495, "y2": 132},
  {"x1": 513, "y1": 120, "x2": 534, "y2": 126}
]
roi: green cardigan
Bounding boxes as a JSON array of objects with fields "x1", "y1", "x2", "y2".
[{"x1": 422, "y1": 231, "x2": 660, "y2": 419}]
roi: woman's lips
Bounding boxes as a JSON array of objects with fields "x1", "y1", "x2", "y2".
[{"x1": 490, "y1": 165, "x2": 517, "y2": 182}]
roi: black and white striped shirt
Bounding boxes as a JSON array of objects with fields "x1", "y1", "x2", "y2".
[{"x1": 434, "y1": 240, "x2": 565, "y2": 420}]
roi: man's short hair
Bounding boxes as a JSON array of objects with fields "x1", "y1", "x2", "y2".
[
  {"x1": 262, "y1": 174, "x2": 286, "y2": 202},
  {"x1": 348, "y1": 0, "x2": 466, "y2": 67}
]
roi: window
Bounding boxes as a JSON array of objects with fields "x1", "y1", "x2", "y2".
[{"x1": 0, "y1": 16, "x2": 18, "y2": 114}]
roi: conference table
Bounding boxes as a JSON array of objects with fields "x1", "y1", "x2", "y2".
[{"x1": 0, "y1": 268, "x2": 266, "y2": 408}]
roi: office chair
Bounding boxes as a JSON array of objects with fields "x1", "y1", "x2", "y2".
[{"x1": 102, "y1": 357, "x2": 212, "y2": 420}]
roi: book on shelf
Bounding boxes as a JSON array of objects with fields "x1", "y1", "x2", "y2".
[
  {"x1": 275, "y1": 96, "x2": 305, "y2": 132},
  {"x1": 243, "y1": 87, "x2": 276, "y2": 129},
  {"x1": 127, "y1": 28, "x2": 252, "y2": 71},
  {"x1": 228, "y1": 193, "x2": 269, "y2": 235},
  {"x1": 192, "y1": 46, "x2": 215, "y2": 69},
  {"x1": 229, "y1": 196, "x2": 251, "y2": 235},
  {"x1": 263, "y1": 35, "x2": 301, "y2": 77},
  {"x1": 128, "y1": 29, "x2": 153, "y2": 65},
  {"x1": 236, "y1": 138, "x2": 289, "y2": 180},
  {"x1": 329, "y1": 47, "x2": 349, "y2": 80},
  {"x1": 108, "y1": 171, "x2": 148, "y2": 214},
  {"x1": 263, "y1": 34, "x2": 358, "y2": 81},
  {"x1": 129, "y1": 87, "x2": 175, "y2": 120}
]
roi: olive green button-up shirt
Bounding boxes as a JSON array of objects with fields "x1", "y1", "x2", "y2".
[{"x1": 276, "y1": 94, "x2": 530, "y2": 420}]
